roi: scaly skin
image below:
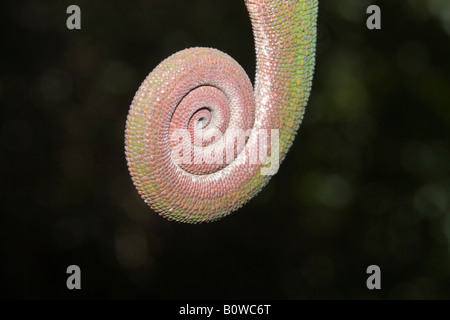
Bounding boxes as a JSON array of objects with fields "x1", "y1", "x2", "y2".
[{"x1": 125, "y1": 0, "x2": 318, "y2": 223}]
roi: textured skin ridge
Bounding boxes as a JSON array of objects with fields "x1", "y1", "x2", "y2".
[{"x1": 125, "y1": 0, "x2": 318, "y2": 223}]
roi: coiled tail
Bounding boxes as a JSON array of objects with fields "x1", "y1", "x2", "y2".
[{"x1": 125, "y1": 0, "x2": 318, "y2": 223}]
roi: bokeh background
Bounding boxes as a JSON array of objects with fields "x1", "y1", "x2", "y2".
[{"x1": 1, "y1": 0, "x2": 449, "y2": 299}]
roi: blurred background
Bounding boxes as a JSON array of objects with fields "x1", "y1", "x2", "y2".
[{"x1": 1, "y1": 0, "x2": 449, "y2": 299}]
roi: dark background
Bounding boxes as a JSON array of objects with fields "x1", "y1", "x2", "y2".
[{"x1": 1, "y1": 0, "x2": 449, "y2": 299}]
